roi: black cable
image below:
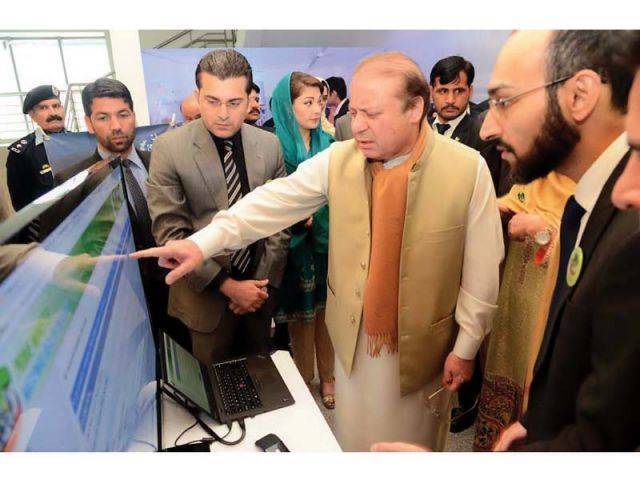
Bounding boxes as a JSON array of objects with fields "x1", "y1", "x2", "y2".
[
  {"x1": 174, "y1": 419, "x2": 199, "y2": 447},
  {"x1": 161, "y1": 383, "x2": 247, "y2": 447}
]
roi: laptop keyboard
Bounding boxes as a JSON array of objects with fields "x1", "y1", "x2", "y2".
[{"x1": 213, "y1": 358, "x2": 263, "y2": 416}]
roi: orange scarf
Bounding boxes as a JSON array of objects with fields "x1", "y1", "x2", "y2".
[{"x1": 363, "y1": 123, "x2": 429, "y2": 356}]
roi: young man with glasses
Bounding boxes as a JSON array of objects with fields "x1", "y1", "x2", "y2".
[
  {"x1": 483, "y1": 30, "x2": 639, "y2": 452},
  {"x1": 146, "y1": 49, "x2": 290, "y2": 364}
]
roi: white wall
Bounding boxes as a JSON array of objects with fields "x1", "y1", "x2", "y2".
[{"x1": 108, "y1": 30, "x2": 151, "y2": 126}]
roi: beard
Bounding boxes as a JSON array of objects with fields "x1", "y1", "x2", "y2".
[
  {"x1": 509, "y1": 95, "x2": 581, "y2": 184},
  {"x1": 103, "y1": 131, "x2": 135, "y2": 153}
]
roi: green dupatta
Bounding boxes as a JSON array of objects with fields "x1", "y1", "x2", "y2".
[{"x1": 272, "y1": 72, "x2": 333, "y2": 322}]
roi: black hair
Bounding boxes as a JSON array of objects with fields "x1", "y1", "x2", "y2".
[
  {"x1": 547, "y1": 30, "x2": 637, "y2": 113},
  {"x1": 82, "y1": 77, "x2": 133, "y2": 117},
  {"x1": 325, "y1": 76, "x2": 347, "y2": 100},
  {"x1": 429, "y1": 56, "x2": 475, "y2": 87},
  {"x1": 195, "y1": 49, "x2": 253, "y2": 94}
]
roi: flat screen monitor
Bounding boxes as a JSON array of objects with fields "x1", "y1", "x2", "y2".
[{"x1": 0, "y1": 164, "x2": 158, "y2": 451}]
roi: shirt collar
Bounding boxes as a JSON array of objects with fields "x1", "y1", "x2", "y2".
[
  {"x1": 574, "y1": 132, "x2": 629, "y2": 213},
  {"x1": 34, "y1": 126, "x2": 49, "y2": 145},
  {"x1": 97, "y1": 144, "x2": 144, "y2": 171},
  {"x1": 433, "y1": 105, "x2": 470, "y2": 132},
  {"x1": 336, "y1": 98, "x2": 348, "y2": 114},
  {"x1": 210, "y1": 129, "x2": 242, "y2": 150}
]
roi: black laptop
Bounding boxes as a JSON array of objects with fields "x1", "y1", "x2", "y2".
[{"x1": 159, "y1": 331, "x2": 295, "y2": 424}]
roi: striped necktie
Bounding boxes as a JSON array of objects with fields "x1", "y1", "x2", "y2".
[{"x1": 223, "y1": 140, "x2": 252, "y2": 274}]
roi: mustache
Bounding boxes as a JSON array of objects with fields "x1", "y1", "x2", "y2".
[
  {"x1": 497, "y1": 140, "x2": 516, "y2": 154},
  {"x1": 46, "y1": 115, "x2": 63, "y2": 122}
]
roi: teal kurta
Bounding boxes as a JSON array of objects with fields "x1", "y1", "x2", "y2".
[{"x1": 271, "y1": 72, "x2": 333, "y2": 323}]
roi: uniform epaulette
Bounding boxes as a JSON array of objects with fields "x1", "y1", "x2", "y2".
[{"x1": 7, "y1": 135, "x2": 31, "y2": 155}]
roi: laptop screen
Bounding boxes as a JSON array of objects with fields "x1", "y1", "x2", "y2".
[
  {"x1": 162, "y1": 332, "x2": 211, "y2": 416},
  {"x1": 0, "y1": 163, "x2": 158, "y2": 451}
]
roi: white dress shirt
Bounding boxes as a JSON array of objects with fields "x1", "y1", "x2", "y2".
[
  {"x1": 432, "y1": 106, "x2": 471, "y2": 139},
  {"x1": 573, "y1": 133, "x2": 629, "y2": 249},
  {"x1": 190, "y1": 142, "x2": 504, "y2": 359}
]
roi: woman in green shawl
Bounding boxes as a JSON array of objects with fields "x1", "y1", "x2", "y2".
[{"x1": 272, "y1": 71, "x2": 336, "y2": 409}]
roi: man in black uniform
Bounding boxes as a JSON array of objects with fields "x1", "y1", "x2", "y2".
[{"x1": 6, "y1": 85, "x2": 66, "y2": 211}]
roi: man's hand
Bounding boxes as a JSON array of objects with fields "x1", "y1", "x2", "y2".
[
  {"x1": 442, "y1": 352, "x2": 474, "y2": 392},
  {"x1": 220, "y1": 278, "x2": 269, "y2": 315},
  {"x1": 498, "y1": 204, "x2": 515, "y2": 221},
  {"x1": 508, "y1": 213, "x2": 549, "y2": 242},
  {"x1": 370, "y1": 442, "x2": 431, "y2": 452},
  {"x1": 130, "y1": 239, "x2": 204, "y2": 285},
  {"x1": 493, "y1": 421, "x2": 527, "y2": 451}
]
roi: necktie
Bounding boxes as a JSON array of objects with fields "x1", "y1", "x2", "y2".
[
  {"x1": 436, "y1": 123, "x2": 451, "y2": 135},
  {"x1": 120, "y1": 157, "x2": 153, "y2": 245},
  {"x1": 222, "y1": 141, "x2": 252, "y2": 274},
  {"x1": 547, "y1": 195, "x2": 586, "y2": 314}
]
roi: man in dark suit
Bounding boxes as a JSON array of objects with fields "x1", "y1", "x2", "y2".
[
  {"x1": 611, "y1": 36, "x2": 640, "y2": 213},
  {"x1": 429, "y1": 56, "x2": 512, "y2": 197},
  {"x1": 427, "y1": 56, "x2": 509, "y2": 432},
  {"x1": 51, "y1": 78, "x2": 181, "y2": 344},
  {"x1": 484, "y1": 30, "x2": 640, "y2": 452},
  {"x1": 326, "y1": 76, "x2": 349, "y2": 125},
  {"x1": 146, "y1": 49, "x2": 289, "y2": 365}
]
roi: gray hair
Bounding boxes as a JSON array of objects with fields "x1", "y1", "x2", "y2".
[{"x1": 195, "y1": 49, "x2": 253, "y2": 94}]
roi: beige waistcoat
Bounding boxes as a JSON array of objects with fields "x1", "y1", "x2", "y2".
[{"x1": 325, "y1": 131, "x2": 478, "y2": 395}]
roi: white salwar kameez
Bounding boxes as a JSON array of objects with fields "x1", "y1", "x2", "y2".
[
  {"x1": 334, "y1": 326, "x2": 453, "y2": 452},
  {"x1": 187, "y1": 143, "x2": 504, "y2": 451}
]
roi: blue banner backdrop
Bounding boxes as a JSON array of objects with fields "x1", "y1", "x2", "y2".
[{"x1": 141, "y1": 32, "x2": 510, "y2": 125}]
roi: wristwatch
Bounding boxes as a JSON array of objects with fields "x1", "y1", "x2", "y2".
[{"x1": 534, "y1": 227, "x2": 553, "y2": 246}]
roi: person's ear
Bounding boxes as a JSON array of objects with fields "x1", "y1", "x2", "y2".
[
  {"x1": 409, "y1": 96, "x2": 425, "y2": 124},
  {"x1": 469, "y1": 84, "x2": 474, "y2": 99},
  {"x1": 564, "y1": 69, "x2": 602, "y2": 123}
]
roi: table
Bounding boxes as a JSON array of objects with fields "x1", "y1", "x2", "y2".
[{"x1": 161, "y1": 350, "x2": 342, "y2": 452}]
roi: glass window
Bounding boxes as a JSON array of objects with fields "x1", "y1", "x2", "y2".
[
  {"x1": 0, "y1": 95, "x2": 28, "y2": 141},
  {"x1": 0, "y1": 32, "x2": 112, "y2": 143},
  {"x1": 0, "y1": 41, "x2": 19, "y2": 93},
  {"x1": 11, "y1": 40, "x2": 67, "y2": 92},
  {"x1": 62, "y1": 39, "x2": 111, "y2": 84}
]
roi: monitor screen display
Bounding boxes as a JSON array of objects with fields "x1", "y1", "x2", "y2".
[{"x1": 0, "y1": 167, "x2": 158, "y2": 451}]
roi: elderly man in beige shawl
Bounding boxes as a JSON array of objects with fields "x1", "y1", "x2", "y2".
[{"x1": 134, "y1": 51, "x2": 503, "y2": 451}]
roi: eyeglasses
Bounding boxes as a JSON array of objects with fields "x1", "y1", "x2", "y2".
[{"x1": 488, "y1": 75, "x2": 573, "y2": 112}]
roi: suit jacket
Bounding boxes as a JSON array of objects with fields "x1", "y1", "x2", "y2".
[
  {"x1": 147, "y1": 119, "x2": 290, "y2": 333},
  {"x1": 429, "y1": 110, "x2": 512, "y2": 196},
  {"x1": 521, "y1": 153, "x2": 640, "y2": 451},
  {"x1": 334, "y1": 98, "x2": 349, "y2": 122},
  {"x1": 334, "y1": 113, "x2": 353, "y2": 142}
]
